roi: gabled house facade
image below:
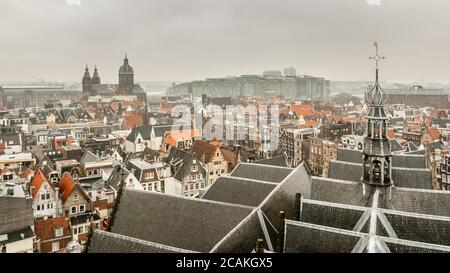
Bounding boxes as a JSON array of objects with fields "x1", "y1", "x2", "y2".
[
  {"x1": 191, "y1": 140, "x2": 228, "y2": 185},
  {"x1": 125, "y1": 124, "x2": 179, "y2": 153},
  {"x1": 29, "y1": 170, "x2": 61, "y2": 219},
  {"x1": 59, "y1": 172, "x2": 91, "y2": 217},
  {"x1": 165, "y1": 147, "x2": 207, "y2": 197},
  {"x1": 127, "y1": 159, "x2": 164, "y2": 192},
  {"x1": 34, "y1": 216, "x2": 72, "y2": 253}
]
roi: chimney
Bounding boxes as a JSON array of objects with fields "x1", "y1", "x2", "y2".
[
  {"x1": 255, "y1": 239, "x2": 265, "y2": 254},
  {"x1": 294, "y1": 193, "x2": 302, "y2": 221},
  {"x1": 277, "y1": 211, "x2": 286, "y2": 253}
]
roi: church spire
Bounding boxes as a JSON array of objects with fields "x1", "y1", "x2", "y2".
[
  {"x1": 361, "y1": 42, "x2": 392, "y2": 187},
  {"x1": 82, "y1": 65, "x2": 92, "y2": 92},
  {"x1": 119, "y1": 53, "x2": 134, "y2": 91},
  {"x1": 92, "y1": 65, "x2": 101, "y2": 85}
]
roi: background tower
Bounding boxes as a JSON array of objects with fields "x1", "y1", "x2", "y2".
[
  {"x1": 92, "y1": 65, "x2": 101, "y2": 85},
  {"x1": 361, "y1": 42, "x2": 392, "y2": 187},
  {"x1": 82, "y1": 65, "x2": 92, "y2": 92},
  {"x1": 118, "y1": 54, "x2": 134, "y2": 92}
]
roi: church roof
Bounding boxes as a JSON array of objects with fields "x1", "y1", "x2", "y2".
[
  {"x1": 328, "y1": 160, "x2": 433, "y2": 189},
  {"x1": 90, "y1": 230, "x2": 196, "y2": 253},
  {"x1": 89, "y1": 162, "x2": 310, "y2": 253},
  {"x1": 230, "y1": 163, "x2": 293, "y2": 183},
  {"x1": 336, "y1": 147, "x2": 426, "y2": 169},
  {"x1": 201, "y1": 176, "x2": 278, "y2": 207},
  {"x1": 94, "y1": 190, "x2": 254, "y2": 253},
  {"x1": 254, "y1": 155, "x2": 290, "y2": 168}
]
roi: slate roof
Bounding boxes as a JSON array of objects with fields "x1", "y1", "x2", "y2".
[
  {"x1": 432, "y1": 118, "x2": 450, "y2": 129},
  {"x1": 202, "y1": 177, "x2": 277, "y2": 207},
  {"x1": 0, "y1": 226, "x2": 35, "y2": 245},
  {"x1": 336, "y1": 147, "x2": 426, "y2": 168},
  {"x1": 254, "y1": 155, "x2": 290, "y2": 167},
  {"x1": 126, "y1": 124, "x2": 178, "y2": 142},
  {"x1": 284, "y1": 220, "x2": 364, "y2": 253},
  {"x1": 0, "y1": 134, "x2": 21, "y2": 146},
  {"x1": 230, "y1": 163, "x2": 293, "y2": 183},
  {"x1": 90, "y1": 230, "x2": 197, "y2": 253},
  {"x1": 79, "y1": 151, "x2": 100, "y2": 165},
  {"x1": 165, "y1": 147, "x2": 204, "y2": 181},
  {"x1": 390, "y1": 140, "x2": 404, "y2": 153},
  {"x1": 89, "y1": 162, "x2": 310, "y2": 253},
  {"x1": 106, "y1": 190, "x2": 254, "y2": 252},
  {"x1": 285, "y1": 174, "x2": 450, "y2": 253},
  {"x1": 106, "y1": 165, "x2": 131, "y2": 191},
  {"x1": 328, "y1": 160, "x2": 432, "y2": 189}
]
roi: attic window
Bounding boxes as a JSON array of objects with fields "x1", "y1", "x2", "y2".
[
  {"x1": 0, "y1": 234, "x2": 8, "y2": 242},
  {"x1": 54, "y1": 227, "x2": 63, "y2": 238}
]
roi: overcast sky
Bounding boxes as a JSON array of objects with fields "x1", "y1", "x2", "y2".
[{"x1": 1, "y1": 0, "x2": 450, "y2": 84}]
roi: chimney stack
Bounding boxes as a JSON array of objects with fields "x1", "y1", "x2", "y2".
[
  {"x1": 277, "y1": 211, "x2": 286, "y2": 253},
  {"x1": 255, "y1": 239, "x2": 265, "y2": 254},
  {"x1": 294, "y1": 193, "x2": 302, "y2": 221}
]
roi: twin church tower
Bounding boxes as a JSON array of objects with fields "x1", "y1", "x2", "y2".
[
  {"x1": 82, "y1": 54, "x2": 136, "y2": 94},
  {"x1": 81, "y1": 54, "x2": 147, "y2": 108}
]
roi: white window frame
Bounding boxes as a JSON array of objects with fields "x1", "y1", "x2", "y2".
[
  {"x1": 70, "y1": 206, "x2": 77, "y2": 214},
  {"x1": 145, "y1": 172, "x2": 154, "y2": 179},
  {"x1": 52, "y1": 242, "x2": 60, "y2": 252},
  {"x1": 55, "y1": 227, "x2": 63, "y2": 238}
]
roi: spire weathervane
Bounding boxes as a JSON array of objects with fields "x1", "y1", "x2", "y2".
[{"x1": 369, "y1": 41, "x2": 385, "y2": 74}]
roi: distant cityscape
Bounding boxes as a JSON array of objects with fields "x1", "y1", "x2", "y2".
[
  {"x1": 2, "y1": 0, "x2": 450, "y2": 258},
  {"x1": 0, "y1": 50, "x2": 450, "y2": 254}
]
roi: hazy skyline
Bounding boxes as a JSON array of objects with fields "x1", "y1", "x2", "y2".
[{"x1": 1, "y1": 0, "x2": 450, "y2": 84}]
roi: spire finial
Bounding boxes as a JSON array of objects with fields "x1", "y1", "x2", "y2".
[{"x1": 369, "y1": 41, "x2": 385, "y2": 71}]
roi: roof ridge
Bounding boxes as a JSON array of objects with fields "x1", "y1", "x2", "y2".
[
  {"x1": 124, "y1": 189, "x2": 256, "y2": 210},
  {"x1": 93, "y1": 230, "x2": 198, "y2": 253}
]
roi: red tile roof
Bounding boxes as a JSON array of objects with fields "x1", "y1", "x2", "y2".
[
  {"x1": 29, "y1": 169, "x2": 50, "y2": 200},
  {"x1": 19, "y1": 168, "x2": 34, "y2": 179},
  {"x1": 221, "y1": 148, "x2": 238, "y2": 170},
  {"x1": 123, "y1": 113, "x2": 143, "y2": 129},
  {"x1": 387, "y1": 130, "x2": 396, "y2": 139},
  {"x1": 427, "y1": 127, "x2": 441, "y2": 140},
  {"x1": 34, "y1": 216, "x2": 71, "y2": 242},
  {"x1": 290, "y1": 104, "x2": 314, "y2": 118},
  {"x1": 192, "y1": 140, "x2": 219, "y2": 163},
  {"x1": 92, "y1": 199, "x2": 112, "y2": 211},
  {"x1": 59, "y1": 172, "x2": 75, "y2": 203},
  {"x1": 1, "y1": 166, "x2": 12, "y2": 175},
  {"x1": 164, "y1": 129, "x2": 201, "y2": 147}
]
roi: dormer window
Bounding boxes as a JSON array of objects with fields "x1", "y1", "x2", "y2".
[{"x1": 54, "y1": 227, "x2": 63, "y2": 238}]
